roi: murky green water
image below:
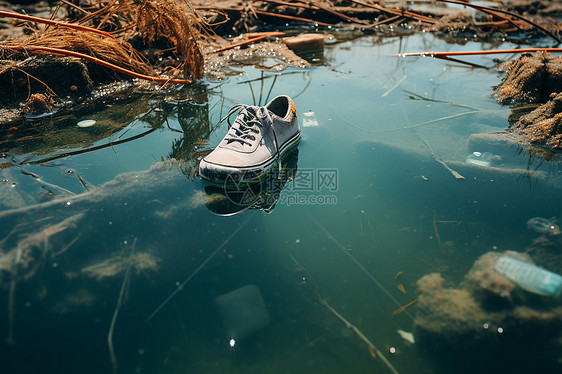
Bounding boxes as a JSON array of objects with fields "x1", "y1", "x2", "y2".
[{"x1": 1, "y1": 34, "x2": 561, "y2": 374}]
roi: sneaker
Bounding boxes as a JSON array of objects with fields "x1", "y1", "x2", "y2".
[{"x1": 199, "y1": 95, "x2": 301, "y2": 184}]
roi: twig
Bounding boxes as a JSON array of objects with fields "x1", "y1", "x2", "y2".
[
  {"x1": 436, "y1": 0, "x2": 562, "y2": 44},
  {"x1": 381, "y1": 74, "x2": 407, "y2": 97},
  {"x1": 52, "y1": 235, "x2": 80, "y2": 257},
  {"x1": 254, "y1": 9, "x2": 332, "y2": 26},
  {"x1": 362, "y1": 110, "x2": 480, "y2": 134},
  {"x1": 108, "y1": 256, "x2": 132, "y2": 374},
  {"x1": 212, "y1": 32, "x2": 285, "y2": 53},
  {"x1": 202, "y1": 6, "x2": 333, "y2": 26},
  {"x1": 432, "y1": 55, "x2": 488, "y2": 69},
  {"x1": 433, "y1": 210, "x2": 442, "y2": 249},
  {"x1": 403, "y1": 90, "x2": 481, "y2": 110},
  {"x1": 350, "y1": 0, "x2": 437, "y2": 24},
  {"x1": 318, "y1": 295, "x2": 400, "y2": 374},
  {"x1": 2, "y1": 45, "x2": 192, "y2": 84},
  {"x1": 0, "y1": 10, "x2": 115, "y2": 39},
  {"x1": 391, "y1": 299, "x2": 417, "y2": 316},
  {"x1": 418, "y1": 135, "x2": 464, "y2": 180},
  {"x1": 395, "y1": 48, "x2": 562, "y2": 57},
  {"x1": 368, "y1": 15, "x2": 402, "y2": 28},
  {"x1": 293, "y1": 0, "x2": 370, "y2": 25},
  {"x1": 27, "y1": 126, "x2": 158, "y2": 166}
]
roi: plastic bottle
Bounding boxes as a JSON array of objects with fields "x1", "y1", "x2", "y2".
[{"x1": 495, "y1": 256, "x2": 562, "y2": 297}]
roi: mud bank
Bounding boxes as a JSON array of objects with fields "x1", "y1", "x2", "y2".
[{"x1": 495, "y1": 52, "x2": 562, "y2": 149}]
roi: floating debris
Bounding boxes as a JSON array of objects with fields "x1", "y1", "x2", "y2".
[
  {"x1": 465, "y1": 151, "x2": 493, "y2": 167},
  {"x1": 81, "y1": 252, "x2": 158, "y2": 281},
  {"x1": 302, "y1": 111, "x2": 319, "y2": 127},
  {"x1": 77, "y1": 119, "x2": 97, "y2": 128},
  {"x1": 52, "y1": 289, "x2": 96, "y2": 314},
  {"x1": 392, "y1": 299, "x2": 417, "y2": 316},
  {"x1": 397, "y1": 329, "x2": 415, "y2": 344},
  {"x1": 527, "y1": 217, "x2": 560, "y2": 235}
]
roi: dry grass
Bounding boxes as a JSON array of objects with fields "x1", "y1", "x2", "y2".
[
  {"x1": 135, "y1": 0, "x2": 204, "y2": 79},
  {"x1": 0, "y1": 0, "x2": 205, "y2": 84}
]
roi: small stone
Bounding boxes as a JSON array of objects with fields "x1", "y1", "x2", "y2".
[{"x1": 283, "y1": 34, "x2": 325, "y2": 54}]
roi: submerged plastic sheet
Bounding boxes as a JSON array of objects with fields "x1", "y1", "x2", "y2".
[{"x1": 215, "y1": 285, "x2": 270, "y2": 341}]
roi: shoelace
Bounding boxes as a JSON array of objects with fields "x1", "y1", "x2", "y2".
[
  {"x1": 219, "y1": 104, "x2": 279, "y2": 153},
  {"x1": 217, "y1": 104, "x2": 264, "y2": 146}
]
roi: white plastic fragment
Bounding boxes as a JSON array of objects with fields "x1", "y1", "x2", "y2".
[
  {"x1": 302, "y1": 111, "x2": 319, "y2": 127},
  {"x1": 77, "y1": 119, "x2": 96, "y2": 127}
]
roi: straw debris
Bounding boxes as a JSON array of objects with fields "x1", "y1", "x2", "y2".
[
  {"x1": 0, "y1": 0, "x2": 206, "y2": 115},
  {"x1": 134, "y1": 0, "x2": 204, "y2": 80}
]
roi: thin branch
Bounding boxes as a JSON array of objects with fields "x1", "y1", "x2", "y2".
[
  {"x1": 395, "y1": 48, "x2": 562, "y2": 57},
  {"x1": 0, "y1": 10, "x2": 115, "y2": 39},
  {"x1": 418, "y1": 134, "x2": 464, "y2": 180},
  {"x1": 436, "y1": 0, "x2": 562, "y2": 44},
  {"x1": 212, "y1": 32, "x2": 285, "y2": 53},
  {"x1": 318, "y1": 295, "x2": 400, "y2": 374},
  {"x1": 1, "y1": 45, "x2": 192, "y2": 84},
  {"x1": 108, "y1": 264, "x2": 131, "y2": 374}
]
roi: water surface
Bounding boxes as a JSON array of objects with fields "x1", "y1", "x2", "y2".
[{"x1": 1, "y1": 33, "x2": 561, "y2": 374}]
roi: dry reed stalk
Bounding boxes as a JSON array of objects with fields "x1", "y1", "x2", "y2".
[
  {"x1": 212, "y1": 31, "x2": 285, "y2": 53},
  {"x1": 77, "y1": 0, "x2": 132, "y2": 29},
  {"x1": 318, "y1": 295, "x2": 400, "y2": 374},
  {"x1": 368, "y1": 15, "x2": 402, "y2": 28},
  {"x1": 0, "y1": 10, "x2": 114, "y2": 38},
  {"x1": 391, "y1": 299, "x2": 417, "y2": 316},
  {"x1": 350, "y1": 0, "x2": 438, "y2": 24},
  {"x1": 433, "y1": 210, "x2": 442, "y2": 249},
  {"x1": 135, "y1": 0, "x2": 204, "y2": 80},
  {"x1": 1, "y1": 45, "x2": 192, "y2": 84},
  {"x1": 292, "y1": 0, "x2": 370, "y2": 25},
  {"x1": 436, "y1": 0, "x2": 562, "y2": 43},
  {"x1": 396, "y1": 48, "x2": 562, "y2": 57},
  {"x1": 201, "y1": 6, "x2": 333, "y2": 26},
  {"x1": 108, "y1": 261, "x2": 131, "y2": 374},
  {"x1": 418, "y1": 135, "x2": 464, "y2": 180},
  {"x1": 14, "y1": 28, "x2": 154, "y2": 75}
]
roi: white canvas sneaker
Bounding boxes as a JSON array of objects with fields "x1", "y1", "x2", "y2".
[{"x1": 199, "y1": 95, "x2": 301, "y2": 184}]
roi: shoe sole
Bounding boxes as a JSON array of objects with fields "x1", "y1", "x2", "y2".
[{"x1": 200, "y1": 132, "x2": 301, "y2": 186}]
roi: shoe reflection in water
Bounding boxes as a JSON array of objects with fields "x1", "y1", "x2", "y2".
[{"x1": 204, "y1": 149, "x2": 299, "y2": 216}]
